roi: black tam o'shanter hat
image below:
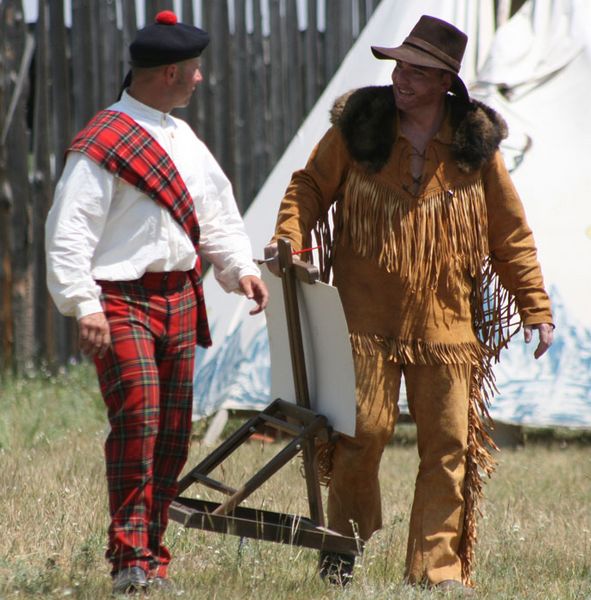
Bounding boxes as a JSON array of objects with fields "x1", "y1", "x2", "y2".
[
  {"x1": 118, "y1": 11, "x2": 209, "y2": 99},
  {"x1": 130, "y1": 10, "x2": 210, "y2": 67},
  {"x1": 371, "y1": 15, "x2": 469, "y2": 102}
]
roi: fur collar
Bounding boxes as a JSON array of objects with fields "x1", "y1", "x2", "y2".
[{"x1": 329, "y1": 85, "x2": 508, "y2": 173}]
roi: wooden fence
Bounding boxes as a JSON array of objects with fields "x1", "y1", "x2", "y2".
[{"x1": 0, "y1": 0, "x2": 383, "y2": 373}]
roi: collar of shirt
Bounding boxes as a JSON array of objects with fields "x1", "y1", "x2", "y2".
[{"x1": 110, "y1": 90, "x2": 179, "y2": 135}]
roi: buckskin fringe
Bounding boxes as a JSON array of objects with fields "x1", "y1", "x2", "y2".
[
  {"x1": 459, "y1": 350, "x2": 499, "y2": 586},
  {"x1": 460, "y1": 257, "x2": 519, "y2": 584},
  {"x1": 314, "y1": 440, "x2": 334, "y2": 487},
  {"x1": 341, "y1": 170, "x2": 489, "y2": 292},
  {"x1": 312, "y1": 204, "x2": 338, "y2": 284},
  {"x1": 471, "y1": 254, "x2": 521, "y2": 362},
  {"x1": 349, "y1": 333, "x2": 487, "y2": 366}
]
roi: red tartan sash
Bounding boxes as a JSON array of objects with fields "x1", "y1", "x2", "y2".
[{"x1": 68, "y1": 109, "x2": 211, "y2": 348}]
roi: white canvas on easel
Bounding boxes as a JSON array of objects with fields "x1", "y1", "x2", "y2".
[{"x1": 262, "y1": 268, "x2": 356, "y2": 436}]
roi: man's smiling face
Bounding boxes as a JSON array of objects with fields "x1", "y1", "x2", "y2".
[{"x1": 391, "y1": 61, "x2": 451, "y2": 112}]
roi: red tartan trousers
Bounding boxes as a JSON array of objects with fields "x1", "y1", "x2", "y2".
[{"x1": 93, "y1": 272, "x2": 197, "y2": 577}]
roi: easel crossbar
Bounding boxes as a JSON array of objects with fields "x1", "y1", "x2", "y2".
[{"x1": 170, "y1": 498, "x2": 361, "y2": 555}]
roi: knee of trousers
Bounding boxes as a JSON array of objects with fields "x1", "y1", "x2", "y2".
[
  {"x1": 107, "y1": 410, "x2": 160, "y2": 438},
  {"x1": 417, "y1": 444, "x2": 468, "y2": 491},
  {"x1": 421, "y1": 424, "x2": 468, "y2": 449},
  {"x1": 415, "y1": 412, "x2": 469, "y2": 468},
  {"x1": 332, "y1": 429, "x2": 389, "y2": 478},
  {"x1": 353, "y1": 398, "x2": 398, "y2": 457}
]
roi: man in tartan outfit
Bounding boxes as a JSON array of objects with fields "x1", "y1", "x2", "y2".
[{"x1": 45, "y1": 11, "x2": 268, "y2": 595}]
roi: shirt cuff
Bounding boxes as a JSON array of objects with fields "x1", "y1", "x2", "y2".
[
  {"x1": 237, "y1": 263, "x2": 262, "y2": 281},
  {"x1": 522, "y1": 319, "x2": 555, "y2": 329},
  {"x1": 76, "y1": 299, "x2": 104, "y2": 320}
]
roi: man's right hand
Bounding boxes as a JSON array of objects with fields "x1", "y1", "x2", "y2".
[
  {"x1": 78, "y1": 312, "x2": 111, "y2": 358},
  {"x1": 264, "y1": 242, "x2": 280, "y2": 277}
]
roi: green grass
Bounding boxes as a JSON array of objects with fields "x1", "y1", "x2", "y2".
[
  {"x1": 0, "y1": 363, "x2": 104, "y2": 451},
  {"x1": 0, "y1": 365, "x2": 590, "y2": 599}
]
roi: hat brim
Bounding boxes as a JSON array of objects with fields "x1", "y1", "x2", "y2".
[{"x1": 371, "y1": 44, "x2": 469, "y2": 102}]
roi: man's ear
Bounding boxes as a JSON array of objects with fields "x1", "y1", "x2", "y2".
[
  {"x1": 442, "y1": 71, "x2": 452, "y2": 93},
  {"x1": 163, "y1": 63, "x2": 178, "y2": 84}
]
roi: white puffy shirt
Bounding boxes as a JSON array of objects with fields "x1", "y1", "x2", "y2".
[{"x1": 46, "y1": 91, "x2": 260, "y2": 319}]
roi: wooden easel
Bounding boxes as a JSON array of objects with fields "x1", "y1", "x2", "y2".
[{"x1": 169, "y1": 239, "x2": 361, "y2": 555}]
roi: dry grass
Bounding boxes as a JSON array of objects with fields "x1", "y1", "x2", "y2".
[{"x1": 0, "y1": 365, "x2": 589, "y2": 599}]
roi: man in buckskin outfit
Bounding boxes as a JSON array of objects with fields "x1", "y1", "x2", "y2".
[
  {"x1": 46, "y1": 11, "x2": 268, "y2": 595},
  {"x1": 266, "y1": 15, "x2": 553, "y2": 594}
]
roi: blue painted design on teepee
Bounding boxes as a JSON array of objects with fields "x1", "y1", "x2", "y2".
[{"x1": 193, "y1": 321, "x2": 270, "y2": 417}]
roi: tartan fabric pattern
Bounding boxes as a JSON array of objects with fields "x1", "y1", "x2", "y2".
[
  {"x1": 69, "y1": 109, "x2": 211, "y2": 347},
  {"x1": 94, "y1": 277, "x2": 197, "y2": 576}
]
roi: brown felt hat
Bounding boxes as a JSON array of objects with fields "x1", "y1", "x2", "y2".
[{"x1": 371, "y1": 15, "x2": 469, "y2": 101}]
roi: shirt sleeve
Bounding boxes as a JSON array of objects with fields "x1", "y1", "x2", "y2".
[
  {"x1": 195, "y1": 148, "x2": 261, "y2": 293},
  {"x1": 272, "y1": 126, "x2": 350, "y2": 250},
  {"x1": 483, "y1": 150, "x2": 553, "y2": 326},
  {"x1": 45, "y1": 153, "x2": 114, "y2": 319}
]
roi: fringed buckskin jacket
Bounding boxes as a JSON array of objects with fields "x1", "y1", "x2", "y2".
[{"x1": 273, "y1": 86, "x2": 553, "y2": 363}]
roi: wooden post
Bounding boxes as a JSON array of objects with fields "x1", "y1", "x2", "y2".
[
  {"x1": 1, "y1": 0, "x2": 35, "y2": 373},
  {"x1": 360, "y1": 0, "x2": 379, "y2": 30},
  {"x1": 0, "y1": 2, "x2": 15, "y2": 370},
  {"x1": 268, "y1": 0, "x2": 283, "y2": 164},
  {"x1": 247, "y1": 0, "x2": 269, "y2": 199},
  {"x1": 71, "y1": 0, "x2": 98, "y2": 131},
  {"x1": 48, "y1": 0, "x2": 71, "y2": 201},
  {"x1": 232, "y1": 0, "x2": 248, "y2": 212},
  {"x1": 32, "y1": 0, "x2": 52, "y2": 365},
  {"x1": 278, "y1": 240, "x2": 312, "y2": 411},
  {"x1": 201, "y1": 1, "x2": 233, "y2": 182},
  {"x1": 276, "y1": 238, "x2": 324, "y2": 526},
  {"x1": 120, "y1": 0, "x2": 137, "y2": 58},
  {"x1": 324, "y1": 0, "x2": 339, "y2": 82},
  {"x1": 97, "y1": 1, "x2": 120, "y2": 107},
  {"x1": 281, "y1": 0, "x2": 301, "y2": 140},
  {"x1": 118, "y1": 0, "x2": 137, "y2": 100},
  {"x1": 304, "y1": 0, "x2": 320, "y2": 114}
]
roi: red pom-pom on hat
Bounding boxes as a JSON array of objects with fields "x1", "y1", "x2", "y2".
[{"x1": 155, "y1": 10, "x2": 177, "y2": 25}]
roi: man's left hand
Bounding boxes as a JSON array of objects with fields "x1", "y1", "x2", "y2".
[
  {"x1": 524, "y1": 323, "x2": 554, "y2": 359},
  {"x1": 239, "y1": 275, "x2": 269, "y2": 315}
]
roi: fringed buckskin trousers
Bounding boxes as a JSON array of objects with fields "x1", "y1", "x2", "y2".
[
  {"x1": 93, "y1": 272, "x2": 197, "y2": 578},
  {"x1": 327, "y1": 353, "x2": 471, "y2": 585}
]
